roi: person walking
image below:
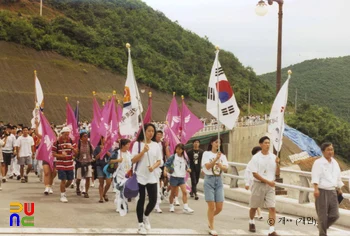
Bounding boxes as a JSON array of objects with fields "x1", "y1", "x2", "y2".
[
  {"x1": 187, "y1": 139, "x2": 203, "y2": 200},
  {"x1": 164, "y1": 143, "x2": 194, "y2": 214},
  {"x1": 132, "y1": 123, "x2": 162, "y2": 235},
  {"x1": 248, "y1": 136, "x2": 280, "y2": 236},
  {"x1": 52, "y1": 127, "x2": 77, "y2": 203},
  {"x1": 244, "y1": 146, "x2": 263, "y2": 221},
  {"x1": 15, "y1": 127, "x2": 35, "y2": 183},
  {"x1": 94, "y1": 136, "x2": 113, "y2": 203},
  {"x1": 311, "y1": 142, "x2": 344, "y2": 236},
  {"x1": 75, "y1": 132, "x2": 94, "y2": 198},
  {"x1": 1, "y1": 125, "x2": 16, "y2": 182},
  {"x1": 202, "y1": 136, "x2": 228, "y2": 236}
]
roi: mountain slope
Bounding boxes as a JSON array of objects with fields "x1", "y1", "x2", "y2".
[
  {"x1": 259, "y1": 56, "x2": 350, "y2": 120},
  {"x1": 0, "y1": 41, "x2": 211, "y2": 124},
  {"x1": 0, "y1": 0, "x2": 274, "y2": 107}
]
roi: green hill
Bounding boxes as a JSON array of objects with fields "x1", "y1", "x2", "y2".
[
  {"x1": 0, "y1": 0, "x2": 274, "y2": 110},
  {"x1": 259, "y1": 56, "x2": 350, "y2": 120}
]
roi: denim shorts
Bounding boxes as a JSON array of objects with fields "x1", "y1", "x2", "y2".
[
  {"x1": 169, "y1": 176, "x2": 185, "y2": 187},
  {"x1": 57, "y1": 170, "x2": 74, "y2": 181},
  {"x1": 96, "y1": 165, "x2": 109, "y2": 179},
  {"x1": 203, "y1": 175, "x2": 224, "y2": 202}
]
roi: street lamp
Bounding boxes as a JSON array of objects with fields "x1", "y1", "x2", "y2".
[{"x1": 255, "y1": 0, "x2": 284, "y2": 95}]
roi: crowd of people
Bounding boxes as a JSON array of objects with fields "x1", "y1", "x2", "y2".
[{"x1": 0, "y1": 120, "x2": 345, "y2": 236}]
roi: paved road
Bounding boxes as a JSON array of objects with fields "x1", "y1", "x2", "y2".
[{"x1": 0, "y1": 173, "x2": 349, "y2": 236}]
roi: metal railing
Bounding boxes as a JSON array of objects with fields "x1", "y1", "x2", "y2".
[{"x1": 225, "y1": 161, "x2": 350, "y2": 204}]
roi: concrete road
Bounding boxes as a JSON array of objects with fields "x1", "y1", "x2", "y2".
[{"x1": 0, "y1": 173, "x2": 349, "y2": 236}]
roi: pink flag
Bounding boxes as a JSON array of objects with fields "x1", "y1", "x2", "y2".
[
  {"x1": 90, "y1": 96, "x2": 102, "y2": 147},
  {"x1": 166, "y1": 95, "x2": 181, "y2": 136},
  {"x1": 36, "y1": 111, "x2": 57, "y2": 170},
  {"x1": 66, "y1": 102, "x2": 79, "y2": 143},
  {"x1": 143, "y1": 94, "x2": 152, "y2": 124},
  {"x1": 163, "y1": 124, "x2": 180, "y2": 154},
  {"x1": 99, "y1": 96, "x2": 119, "y2": 159},
  {"x1": 180, "y1": 98, "x2": 204, "y2": 144}
]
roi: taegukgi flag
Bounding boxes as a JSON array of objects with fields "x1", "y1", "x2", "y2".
[{"x1": 206, "y1": 49, "x2": 240, "y2": 130}]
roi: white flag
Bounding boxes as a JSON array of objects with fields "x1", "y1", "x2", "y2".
[
  {"x1": 119, "y1": 47, "x2": 143, "y2": 135},
  {"x1": 268, "y1": 75, "x2": 290, "y2": 152},
  {"x1": 31, "y1": 74, "x2": 44, "y2": 132},
  {"x1": 206, "y1": 50, "x2": 240, "y2": 130}
]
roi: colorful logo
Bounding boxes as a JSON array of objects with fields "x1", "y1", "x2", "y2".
[
  {"x1": 9, "y1": 202, "x2": 35, "y2": 227},
  {"x1": 123, "y1": 86, "x2": 131, "y2": 108},
  {"x1": 216, "y1": 80, "x2": 233, "y2": 103}
]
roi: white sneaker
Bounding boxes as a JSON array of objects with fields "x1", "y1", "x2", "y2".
[
  {"x1": 169, "y1": 204, "x2": 175, "y2": 212},
  {"x1": 138, "y1": 223, "x2": 147, "y2": 235},
  {"x1": 49, "y1": 188, "x2": 53, "y2": 194},
  {"x1": 60, "y1": 195, "x2": 68, "y2": 203},
  {"x1": 116, "y1": 209, "x2": 120, "y2": 213},
  {"x1": 154, "y1": 207, "x2": 162, "y2": 213},
  {"x1": 143, "y1": 216, "x2": 151, "y2": 230},
  {"x1": 44, "y1": 187, "x2": 49, "y2": 195},
  {"x1": 183, "y1": 207, "x2": 194, "y2": 213},
  {"x1": 175, "y1": 199, "x2": 180, "y2": 206}
]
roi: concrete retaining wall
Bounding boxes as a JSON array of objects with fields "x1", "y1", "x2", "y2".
[{"x1": 197, "y1": 179, "x2": 350, "y2": 228}]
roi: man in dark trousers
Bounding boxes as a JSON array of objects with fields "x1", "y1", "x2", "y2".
[
  {"x1": 187, "y1": 139, "x2": 203, "y2": 200},
  {"x1": 312, "y1": 142, "x2": 344, "y2": 236}
]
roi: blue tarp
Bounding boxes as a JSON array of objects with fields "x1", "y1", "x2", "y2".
[{"x1": 284, "y1": 125, "x2": 322, "y2": 157}]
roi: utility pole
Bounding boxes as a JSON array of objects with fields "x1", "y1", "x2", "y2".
[
  {"x1": 295, "y1": 88, "x2": 297, "y2": 114},
  {"x1": 248, "y1": 88, "x2": 251, "y2": 115},
  {"x1": 40, "y1": 0, "x2": 43, "y2": 16}
]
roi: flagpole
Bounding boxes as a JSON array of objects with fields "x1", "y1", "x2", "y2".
[
  {"x1": 215, "y1": 46, "x2": 221, "y2": 152},
  {"x1": 275, "y1": 70, "x2": 292, "y2": 177},
  {"x1": 126, "y1": 43, "x2": 151, "y2": 167}
]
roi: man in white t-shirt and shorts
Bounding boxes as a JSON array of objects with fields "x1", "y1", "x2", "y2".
[
  {"x1": 248, "y1": 136, "x2": 280, "y2": 236},
  {"x1": 15, "y1": 127, "x2": 35, "y2": 183}
]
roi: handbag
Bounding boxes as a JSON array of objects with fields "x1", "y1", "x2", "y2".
[{"x1": 124, "y1": 142, "x2": 141, "y2": 199}]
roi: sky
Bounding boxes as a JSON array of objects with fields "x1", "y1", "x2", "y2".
[{"x1": 142, "y1": 0, "x2": 350, "y2": 75}]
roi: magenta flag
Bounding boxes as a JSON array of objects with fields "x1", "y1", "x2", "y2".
[
  {"x1": 90, "y1": 96, "x2": 102, "y2": 147},
  {"x1": 66, "y1": 102, "x2": 79, "y2": 143},
  {"x1": 163, "y1": 124, "x2": 180, "y2": 154},
  {"x1": 180, "y1": 98, "x2": 204, "y2": 144},
  {"x1": 36, "y1": 111, "x2": 57, "y2": 170},
  {"x1": 166, "y1": 96, "x2": 181, "y2": 137},
  {"x1": 99, "y1": 96, "x2": 119, "y2": 159}
]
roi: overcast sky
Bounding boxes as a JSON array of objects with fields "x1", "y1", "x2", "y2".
[{"x1": 142, "y1": 0, "x2": 350, "y2": 75}]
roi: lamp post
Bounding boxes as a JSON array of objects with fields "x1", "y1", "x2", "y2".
[{"x1": 255, "y1": 0, "x2": 284, "y2": 95}]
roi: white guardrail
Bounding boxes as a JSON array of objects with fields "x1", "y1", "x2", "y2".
[{"x1": 225, "y1": 162, "x2": 350, "y2": 204}]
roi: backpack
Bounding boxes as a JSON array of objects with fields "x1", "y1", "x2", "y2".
[{"x1": 124, "y1": 142, "x2": 140, "y2": 199}]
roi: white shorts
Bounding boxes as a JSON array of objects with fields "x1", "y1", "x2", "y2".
[{"x1": 76, "y1": 165, "x2": 93, "y2": 179}]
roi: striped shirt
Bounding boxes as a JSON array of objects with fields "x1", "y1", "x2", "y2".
[{"x1": 52, "y1": 138, "x2": 77, "y2": 171}]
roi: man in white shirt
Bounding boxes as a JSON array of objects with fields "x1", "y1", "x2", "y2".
[
  {"x1": 1, "y1": 125, "x2": 17, "y2": 183},
  {"x1": 248, "y1": 136, "x2": 280, "y2": 236},
  {"x1": 311, "y1": 142, "x2": 344, "y2": 236},
  {"x1": 15, "y1": 127, "x2": 35, "y2": 183}
]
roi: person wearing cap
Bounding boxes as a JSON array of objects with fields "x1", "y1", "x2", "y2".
[{"x1": 52, "y1": 126, "x2": 78, "y2": 203}]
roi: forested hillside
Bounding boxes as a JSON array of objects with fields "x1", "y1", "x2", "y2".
[
  {"x1": 260, "y1": 56, "x2": 350, "y2": 121},
  {"x1": 0, "y1": 0, "x2": 274, "y2": 106}
]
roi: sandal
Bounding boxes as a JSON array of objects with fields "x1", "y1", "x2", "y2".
[
  {"x1": 103, "y1": 195, "x2": 109, "y2": 202},
  {"x1": 84, "y1": 193, "x2": 89, "y2": 198},
  {"x1": 99, "y1": 199, "x2": 104, "y2": 203}
]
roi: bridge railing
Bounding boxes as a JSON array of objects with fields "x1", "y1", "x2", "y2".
[{"x1": 225, "y1": 162, "x2": 350, "y2": 204}]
